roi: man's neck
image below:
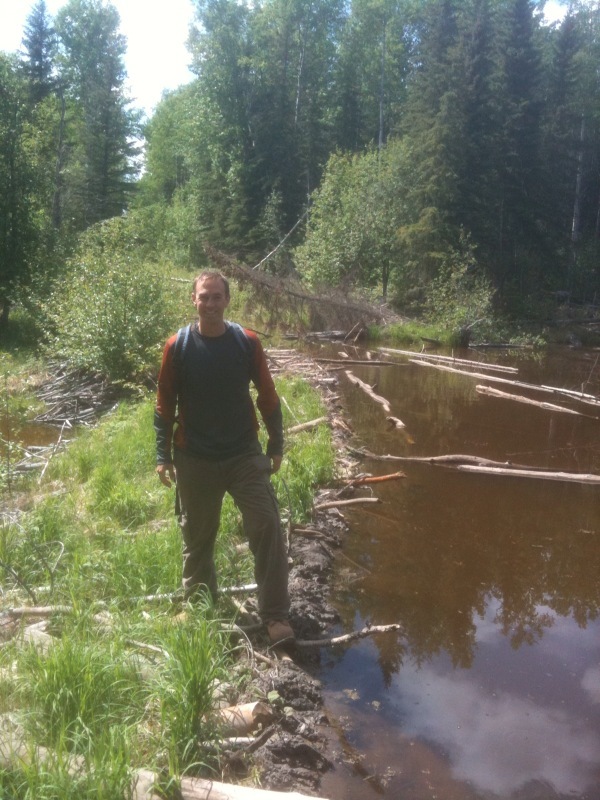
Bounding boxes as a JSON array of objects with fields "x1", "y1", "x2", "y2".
[{"x1": 197, "y1": 318, "x2": 227, "y2": 337}]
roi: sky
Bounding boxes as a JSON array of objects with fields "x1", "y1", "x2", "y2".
[
  {"x1": 1, "y1": 0, "x2": 567, "y2": 118},
  {"x1": 0, "y1": 0, "x2": 196, "y2": 116}
]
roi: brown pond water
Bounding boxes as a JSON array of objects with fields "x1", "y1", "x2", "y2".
[{"x1": 316, "y1": 346, "x2": 600, "y2": 800}]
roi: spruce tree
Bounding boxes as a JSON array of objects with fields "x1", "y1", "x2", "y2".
[{"x1": 20, "y1": 0, "x2": 57, "y2": 104}]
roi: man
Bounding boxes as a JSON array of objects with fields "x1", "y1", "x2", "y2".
[{"x1": 154, "y1": 270, "x2": 294, "y2": 645}]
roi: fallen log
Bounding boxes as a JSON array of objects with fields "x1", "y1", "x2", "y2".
[
  {"x1": 315, "y1": 358, "x2": 395, "y2": 366},
  {"x1": 541, "y1": 384, "x2": 600, "y2": 403},
  {"x1": 386, "y1": 415, "x2": 406, "y2": 430},
  {"x1": 475, "y1": 385, "x2": 594, "y2": 417},
  {"x1": 379, "y1": 347, "x2": 519, "y2": 374},
  {"x1": 295, "y1": 623, "x2": 402, "y2": 648},
  {"x1": 314, "y1": 497, "x2": 382, "y2": 510},
  {"x1": 287, "y1": 416, "x2": 328, "y2": 433},
  {"x1": 133, "y1": 770, "x2": 330, "y2": 800},
  {"x1": 342, "y1": 471, "x2": 406, "y2": 485},
  {"x1": 454, "y1": 464, "x2": 600, "y2": 484},
  {"x1": 410, "y1": 360, "x2": 600, "y2": 408},
  {"x1": 5, "y1": 605, "x2": 73, "y2": 618},
  {"x1": 348, "y1": 448, "x2": 600, "y2": 485},
  {"x1": 344, "y1": 370, "x2": 391, "y2": 413},
  {"x1": 217, "y1": 702, "x2": 274, "y2": 735}
]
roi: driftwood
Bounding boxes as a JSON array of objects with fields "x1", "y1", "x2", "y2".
[
  {"x1": 313, "y1": 497, "x2": 382, "y2": 510},
  {"x1": 342, "y1": 471, "x2": 406, "y2": 485},
  {"x1": 348, "y1": 447, "x2": 514, "y2": 467},
  {"x1": 316, "y1": 358, "x2": 394, "y2": 366},
  {"x1": 287, "y1": 416, "x2": 328, "y2": 433},
  {"x1": 34, "y1": 364, "x2": 119, "y2": 427},
  {"x1": 454, "y1": 465, "x2": 600, "y2": 484},
  {"x1": 344, "y1": 370, "x2": 391, "y2": 413},
  {"x1": 349, "y1": 447, "x2": 600, "y2": 485},
  {"x1": 295, "y1": 623, "x2": 402, "y2": 648},
  {"x1": 468, "y1": 342, "x2": 532, "y2": 349},
  {"x1": 541, "y1": 384, "x2": 600, "y2": 403},
  {"x1": 379, "y1": 347, "x2": 519, "y2": 374},
  {"x1": 133, "y1": 770, "x2": 330, "y2": 800},
  {"x1": 5, "y1": 605, "x2": 73, "y2": 618},
  {"x1": 410, "y1": 359, "x2": 600, "y2": 407},
  {"x1": 386, "y1": 415, "x2": 406, "y2": 430},
  {"x1": 476, "y1": 385, "x2": 594, "y2": 417},
  {"x1": 217, "y1": 702, "x2": 274, "y2": 735},
  {"x1": 344, "y1": 320, "x2": 367, "y2": 343}
]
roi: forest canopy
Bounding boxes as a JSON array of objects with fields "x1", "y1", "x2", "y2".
[{"x1": 2, "y1": 0, "x2": 600, "y2": 342}]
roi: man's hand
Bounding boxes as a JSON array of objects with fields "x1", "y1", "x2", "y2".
[
  {"x1": 157, "y1": 463, "x2": 175, "y2": 487},
  {"x1": 270, "y1": 455, "x2": 282, "y2": 474}
]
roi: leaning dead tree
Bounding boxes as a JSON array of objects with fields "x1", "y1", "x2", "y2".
[{"x1": 206, "y1": 247, "x2": 398, "y2": 332}]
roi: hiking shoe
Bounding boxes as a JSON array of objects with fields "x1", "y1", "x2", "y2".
[{"x1": 266, "y1": 619, "x2": 295, "y2": 645}]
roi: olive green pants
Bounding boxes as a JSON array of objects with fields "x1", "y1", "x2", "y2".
[{"x1": 174, "y1": 446, "x2": 289, "y2": 622}]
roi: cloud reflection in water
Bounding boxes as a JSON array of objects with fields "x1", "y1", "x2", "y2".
[{"x1": 393, "y1": 662, "x2": 599, "y2": 794}]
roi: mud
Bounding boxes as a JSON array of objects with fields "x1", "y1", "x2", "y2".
[{"x1": 224, "y1": 503, "x2": 350, "y2": 796}]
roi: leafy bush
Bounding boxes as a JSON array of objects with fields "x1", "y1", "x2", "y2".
[
  {"x1": 425, "y1": 231, "x2": 496, "y2": 344},
  {"x1": 44, "y1": 219, "x2": 187, "y2": 382},
  {"x1": 294, "y1": 141, "x2": 416, "y2": 298}
]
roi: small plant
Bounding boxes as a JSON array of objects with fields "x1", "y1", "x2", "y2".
[
  {"x1": 151, "y1": 606, "x2": 230, "y2": 771},
  {"x1": 17, "y1": 633, "x2": 145, "y2": 753}
]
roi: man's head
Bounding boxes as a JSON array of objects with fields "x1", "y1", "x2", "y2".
[
  {"x1": 192, "y1": 271, "x2": 230, "y2": 332},
  {"x1": 192, "y1": 271, "x2": 230, "y2": 299}
]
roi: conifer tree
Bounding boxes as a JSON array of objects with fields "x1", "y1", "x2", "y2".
[
  {"x1": 0, "y1": 56, "x2": 38, "y2": 328},
  {"x1": 493, "y1": 0, "x2": 543, "y2": 289},
  {"x1": 54, "y1": 0, "x2": 140, "y2": 229},
  {"x1": 20, "y1": 0, "x2": 57, "y2": 104}
]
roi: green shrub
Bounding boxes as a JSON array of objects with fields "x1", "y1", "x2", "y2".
[
  {"x1": 425, "y1": 231, "x2": 496, "y2": 344},
  {"x1": 44, "y1": 219, "x2": 187, "y2": 382}
]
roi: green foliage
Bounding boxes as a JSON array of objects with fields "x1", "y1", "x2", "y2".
[
  {"x1": 273, "y1": 375, "x2": 335, "y2": 520},
  {"x1": 295, "y1": 140, "x2": 417, "y2": 297},
  {"x1": 425, "y1": 231, "x2": 496, "y2": 342},
  {"x1": 43, "y1": 219, "x2": 186, "y2": 381},
  {"x1": 152, "y1": 608, "x2": 229, "y2": 769},
  {"x1": 369, "y1": 320, "x2": 455, "y2": 347},
  {"x1": 53, "y1": 0, "x2": 141, "y2": 228},
  {"x1": 18, "y1": 634, "x2": 144, "y2": 752},
  {"x1": 0, "y1": 54, "x2": 41, "y2": 322}
]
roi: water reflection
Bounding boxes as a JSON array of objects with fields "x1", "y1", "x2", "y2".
[
  {"x1": 337, "y1": 473, "x2": 599, "y2": 671},
  {"x1": 392, "y1": 616, "x2": 600, "y2": 795},
  {"x1": 318, "y1": 346, "x2": 600, "y2": 799}
]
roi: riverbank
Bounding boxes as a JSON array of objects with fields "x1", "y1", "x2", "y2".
[{"x1": 0, "y1": 350, "x2": 356, "y2": 798}]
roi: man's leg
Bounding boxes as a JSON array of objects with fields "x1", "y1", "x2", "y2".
[
  {"x1": 226, "y1": 451, "x2": 290, "y2": 624},
  {"x1": 174, "y1": 450, "x2": 224, "y2": 601}
]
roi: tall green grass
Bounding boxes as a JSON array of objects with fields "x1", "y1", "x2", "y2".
[{"x1": 0, "y1": 374, "x2": 334, "y2": 795}]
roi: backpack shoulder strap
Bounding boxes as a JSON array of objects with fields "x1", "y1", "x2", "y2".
[
  {"x1": 173, "y1": 324, "x2": 192, "y2": 370},
  {"x1": 226, "y1": 320, "x2": 252, "y2": 356}
]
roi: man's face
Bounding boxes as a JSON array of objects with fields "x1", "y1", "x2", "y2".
[{"x1": 192, "y1": 277, "x2": 230, "y2": 322}]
